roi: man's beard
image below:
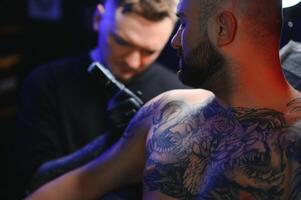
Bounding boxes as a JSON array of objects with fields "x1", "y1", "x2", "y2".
[{"x1": 177, "y1": 36, "x2": 225, "y2": 88}]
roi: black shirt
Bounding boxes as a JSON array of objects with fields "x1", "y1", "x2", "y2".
[{"x1": 12, "y1": 53, "x2": 188, "y2": 198}]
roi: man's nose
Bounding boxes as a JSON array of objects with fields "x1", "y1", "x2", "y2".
[
  {"x1": 171, "y1": 28, "x2": 181, "y2": 49},
  {"x1": 125, "y1": 50, "x2": 142, "y2": 69}
]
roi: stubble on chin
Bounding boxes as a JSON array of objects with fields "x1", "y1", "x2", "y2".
[{"x1": 178, "y1": 38, "x2": 227, "y2": 89}]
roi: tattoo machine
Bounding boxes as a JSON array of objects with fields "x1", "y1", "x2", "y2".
[{"x1": 87, "y1": 62, "x2": 143, "y2": 105}]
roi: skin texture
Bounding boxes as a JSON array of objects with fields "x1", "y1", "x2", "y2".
[
  {"x1": 142, "y1": 92, "x2": 301, "y2": 200},
  {"x1": 26, "y1": 0, "x2": 301, "y2": 199},
  {"x1": 93, "y1": 3, "x2": 175, "y2": 81}
]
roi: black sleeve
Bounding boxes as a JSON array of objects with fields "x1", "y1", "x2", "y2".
[
  {"x1": 10, "y1": 61, "x2": 123, "y2": 198},
  {"x1": 11, "y1": 66, "x2": 63, "y2": 197}
]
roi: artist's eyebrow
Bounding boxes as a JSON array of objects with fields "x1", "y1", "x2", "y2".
[
  {"x1": 111, "y1": 31, "x2": 132, "y2": 47},
  {"x1": 111, "y1": 31, "x2": 158, "y2": 53}
]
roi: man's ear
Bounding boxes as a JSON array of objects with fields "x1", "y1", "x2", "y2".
[
  {"x1": 93, "y1": 4, "x2": 105, "y2": 31},
  {"x1": 216, "y1": 11, "x2": 237, "y2": 47}
]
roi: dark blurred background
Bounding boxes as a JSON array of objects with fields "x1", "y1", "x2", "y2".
[{"x1": 1, "y1": 0, "x2": 301, "y2": 198}]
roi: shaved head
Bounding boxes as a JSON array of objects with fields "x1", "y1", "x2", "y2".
[
  {"x1": 197, "y1": 0, "x2": 226, "y2": 32},
  {"x1": 238, "y1": 0, "x2": 283, "y2": 36},
  {"x1": 173, "y1": 0, "x2": 283, "y2": 88},
  {"x1": 197, "y1": 0, "x2": 282, "y2": 19},
  {"x1": 196, "y1": 0, "x2": 283, "y2": 44}
]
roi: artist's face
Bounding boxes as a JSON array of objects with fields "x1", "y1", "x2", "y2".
[
  {"x1": 97, "y1": 5, "x2": 174, "y2": 81},
  {"x1": 171, "y1": 0, "x2": 224, "y2": 88}
]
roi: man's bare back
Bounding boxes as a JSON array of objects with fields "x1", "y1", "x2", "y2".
[{"x1": 137, "y1": 89, "x2": 301, "y2": 200}]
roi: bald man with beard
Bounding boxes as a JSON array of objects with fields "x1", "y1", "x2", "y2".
[{"x1": 26, "y1": 0, "x2": 301, "y2": 199}]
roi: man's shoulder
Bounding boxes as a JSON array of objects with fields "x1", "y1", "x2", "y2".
[
  {"x1": 22, "y1": 54, "x2": 91, "y2": 90},
  {"x1": 147, "y1": 89, "x2": 215, "y2": 106},
  {"x1": 30, "y1": 54, "x2": 90, "y2": 78},
  {"x1": 139, "y1": 89, "x2": 217, "y2": 121}
]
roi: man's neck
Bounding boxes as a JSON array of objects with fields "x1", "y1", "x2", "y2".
[{"x1": 203, "y1": 58, "x2": 300, "y2": 112}]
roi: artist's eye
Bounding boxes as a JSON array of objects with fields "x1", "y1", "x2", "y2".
[
  {"x1": 111, "y1": 32, "x2": 131, "y2": 47},
  {"x1": 115, "y1": 36, "x2": 131, "y2": 47}
]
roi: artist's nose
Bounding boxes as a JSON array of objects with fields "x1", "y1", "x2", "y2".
[{"x1": 125, "y1": 50, "x2": 142, "y2": 69}]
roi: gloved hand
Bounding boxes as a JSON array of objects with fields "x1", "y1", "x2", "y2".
[
  {"x1": 87, "y1": 61, "x2": 143, "y2": 143},
  {"x1": 106, "y1": 88, "x2": 144, "y2": 140}
]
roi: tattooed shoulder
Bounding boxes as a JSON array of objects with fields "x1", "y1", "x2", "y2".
[
  {"x1": 144, "y1": 96, "x2": 301, "y2": 200},
  {"x1": 122, "y1": 94, "x2": 166, "y2": 139}
]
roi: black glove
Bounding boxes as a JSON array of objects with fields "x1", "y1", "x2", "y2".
[
  {"x1": 87, "y1": 62, "x2": 143, "y2": 139},
  {"x1": 106, "y1": 88, "x2": 144, "y2": 140}
]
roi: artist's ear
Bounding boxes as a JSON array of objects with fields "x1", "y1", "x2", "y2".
[
  {"x1": 216, "y1": 11, "x2": 237, "y2": 47},
  {"x1": 93, "y1": 4, "x2": 105, "y2": 31}
]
